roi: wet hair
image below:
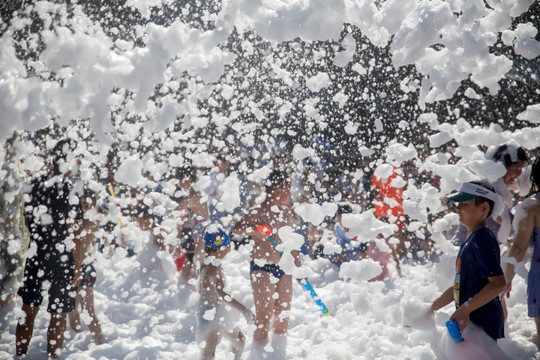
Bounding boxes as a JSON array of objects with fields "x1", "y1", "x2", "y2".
[
  {"x1": 51, "y1": 139, "x2": 76, "y2": 175},
  {"x1": 265, "y1": 169, "x2": 289, "y2": 193},
  {"x1": 337, "y1": 204, "x2": 353, "y2": 215},
  {"x1": 82, "y1": 187, "x2": 98, "y2": 208},
  {"x1": 216, "y1": 152, "x2": 229, "y2": 163},
  {"x1": 492, "y1": 144, "x2": 528, "y2": 168},
  {"x1": 531, "y1": 158, "x2": 540, "y2": 192},
  {"x1": 204, "y1": 246, "x2": 219, "y2": 254},
  {"x1": 175, "y1": 166, "x2": 197, "y2": 183},
  {"x1": 470, "y1": 180, "x2": 495, "y2": 218},
  {"x1": 134, "y1": 201, "x2": 153, "y2": 218}
]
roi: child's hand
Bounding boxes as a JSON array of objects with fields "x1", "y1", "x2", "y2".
[{"x1": 450, "y1": 306, "x2": 470, "y2": 333}]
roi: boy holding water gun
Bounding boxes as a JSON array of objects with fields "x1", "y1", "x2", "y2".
[{"x1": 430, "y1": 180, "x2": 506, "y2": 342}]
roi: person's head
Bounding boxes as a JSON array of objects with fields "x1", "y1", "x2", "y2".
[
  {"x1": 447, "y1": 180, "x2": 502, "y2": 230},
  {"x1": 265, "y1": 169, "x2": 291, "y2": 204},
  {"x1": 491, "y1": 144, "x2": 528, "y2": 186},
  {"x1": 531, "y1": 158, "x2": 540, "y2": 193},
  {"x1": 135, "y1": 201, "x2": 155, "y2": 230},
  {"x1": 204, "y1": 226, "x2": 231, "y2": 258},
  {"x1": 82, "y1": 188, "x2": 98, "y2": 212},
  {"x1": 336, "y1": 204, "x2": 353, "y2": 222},
  {"x1": 176, "y1": 166, "x2": 197, "y2": 189}
]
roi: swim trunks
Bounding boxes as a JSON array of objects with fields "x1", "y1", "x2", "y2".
[
  {"x1": 18, "y1": 254, "x2": 75, "y2": 313},
  {"x1": 80, "y1": 263, "x2": 97, "y2": 287},
  {"x1": 250, "y1": 261, "x2": 286, "y2": 280},
  {"x1": 180, "y1": 227, "x2": 195, "y2": 262}
]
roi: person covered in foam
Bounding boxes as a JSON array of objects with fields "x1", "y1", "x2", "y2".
[
  {"x1": 197, "y1": 225, "x2": 253, "y2": 360},
  {"x1": 502, "y1": 157, "x2": 540, "y2": 344}
]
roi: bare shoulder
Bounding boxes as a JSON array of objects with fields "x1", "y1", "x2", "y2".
[
  {"x1": 514, "y1": 196, "x2": 540, "y2": 228},
  {"x1": 519, "y1": 196, "x2": 540, "y2": 213},
  {"x1": 531, "y1": 196, "x2": 540, "y2": 225}
]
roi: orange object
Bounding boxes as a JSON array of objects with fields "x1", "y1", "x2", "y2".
[
  {"x1": 372, "y1": 167, "x2": 405, "y2": 219},
  {"x1": 256, "y1": 225, "x2": 271, "y2": 237}
]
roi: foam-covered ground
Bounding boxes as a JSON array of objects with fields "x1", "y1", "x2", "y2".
[{"x1": 1, "y1": 241, "x2": 539, "y2": 360}]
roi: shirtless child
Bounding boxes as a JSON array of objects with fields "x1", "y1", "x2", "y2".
[
  {"x1": 233, "y1": 170, "x2": 301, "y2": 358},
  {"x1": 68, "y1": 189, "x2": 103, "y2": 344},
  {"x1": 197, "y1": 226, "x2": 253, "y2": 360}
]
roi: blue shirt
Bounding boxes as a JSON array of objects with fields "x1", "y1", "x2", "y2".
[{"x1": 454, "y1": 227, "x2": 504, "y2": 340}]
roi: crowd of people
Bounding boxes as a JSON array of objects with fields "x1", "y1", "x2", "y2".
[{"x1": 0, "y1": 132, "x2": 539, "y2": 359}]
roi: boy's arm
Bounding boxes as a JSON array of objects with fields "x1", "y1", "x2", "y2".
[
  {"x1": 430, "y1": 286, "x2": 454, "y2": 312},
  {"x1": 216, "y1": 287, "x2": 254, "y2": 322},
  {"x1": 450, "y1": 274, "x2": 506, "y2": 332}
]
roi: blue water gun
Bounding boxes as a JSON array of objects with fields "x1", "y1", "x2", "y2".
[
  {"x1": 446, "y1": 320, "x2": 465, "y2": 343},
  {"x1": 257, "y1": 225, "x2": 330, "y2": 316}
]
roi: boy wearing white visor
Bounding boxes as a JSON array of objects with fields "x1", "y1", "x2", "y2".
[{"x1": 431, "y1": 180, "x2": 507, "y2": 342}]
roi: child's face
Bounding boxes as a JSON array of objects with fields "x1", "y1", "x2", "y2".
[
  {"x1": 503, "y1": 161, "x2": 526, "y2": 186},
  {"x1": 456, "y1": 198, "x2": 488, "y2": 229},
  {"x1": 207, "y1": 245, "x2": 230, "y2": 259}
]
